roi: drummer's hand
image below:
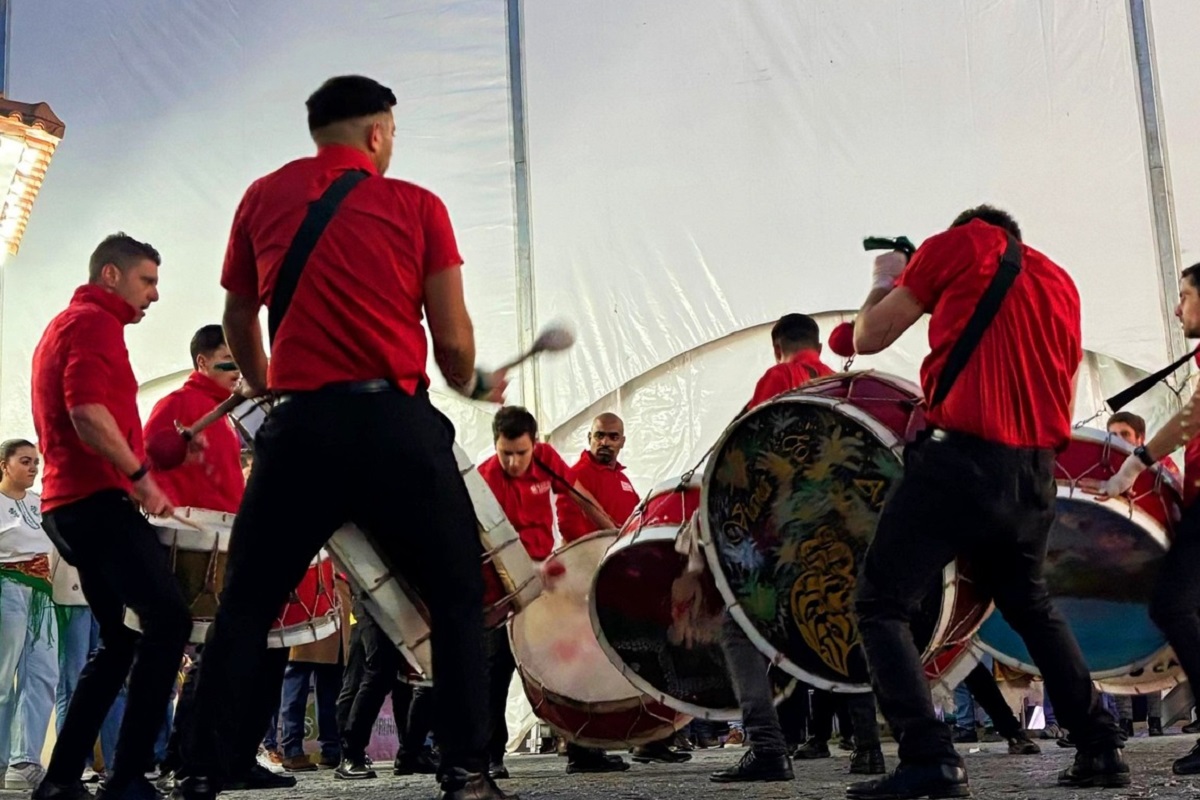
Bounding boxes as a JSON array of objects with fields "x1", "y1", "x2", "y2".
[
  {"x1": 467, "y1": 367, "x2": 509, "y2": 404},
  {"x1": 132, "y1": 473, "x2": 174, "y2": 517},
  {"x1": 184, "y1": 432, "x2": 208, "y2": 465},
  {"x1": 1098, "y1": 453, "x2": 1146, "y2": 499},
  {"x1": 235, "y1": 375, "x2": 270, "y2": 400},
  {"x1": 872, "y1": 251, "x2": 908, "y2": 291}
]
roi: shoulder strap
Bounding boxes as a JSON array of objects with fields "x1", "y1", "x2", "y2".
[
  {"x1": 929, "y1": 233, "x2": 1022, "y2": 409},
  {"x1": 267, "y1": 169, "x2": 370, "y2": 344}
]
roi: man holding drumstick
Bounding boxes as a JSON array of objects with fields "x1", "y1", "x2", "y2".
[
  {"x1": 32, "y1": 234, "x2": 192, "y2": 800},
  {"x1": 171, "y1": 75, "x2": 511, "y2": 800}
]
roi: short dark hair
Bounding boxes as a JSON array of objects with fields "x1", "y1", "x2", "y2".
[
  {"x1": 88, "y1": 233, "x2": 161, "y2": 282},
  {"x1": 189, "y1": 324, "x2": 226, "y2": 368},
  {"x1": 1182, "y1": 262, "x2": 1200, "y2": 290},
  {"x1": 950, "y1": 205, "x2": 1022, "y2": 242},
  {"x1": 0, "y1": 439, "x2": 35, "y2": 462},
  {"x1": 493, "y1": 406, "x2": 538, "y2": 443},
  {"x1": 771, "y1": 313, "x2": 820, "y2": 352},
  {"x1": 306, "y1": 75, "x2": 397, "y2": 132},
  {"x1": 1107, "y1": 411, "x2": 1146, "y2": 440}
]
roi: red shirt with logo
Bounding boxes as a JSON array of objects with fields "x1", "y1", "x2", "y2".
[
  {"x1": 749, "y1": 350, "x2": 836, "y2": 409},
  {"x1": 477, "y1": 442, "x2": 571, "y2": 560},
  {"x1": 32, "y1": 285, "x2": 144, "y2": 512},
  {"x1": 221, "y1": 144, "x2": 463, "y2": 393},
  {"x1": 144, "y1": 372, "x2": 244, "y2": 514},
  {"x1": 898, "y1": 219, "x2": 1082, "y2": 449},
  {"x1": 556, "y1": 451, "x2": 641, "y2": 542}
]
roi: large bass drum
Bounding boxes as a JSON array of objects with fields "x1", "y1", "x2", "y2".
[
  {"x1": 701, "y1": 371, "x2": 991, "y2": 692},
  {"x1": 976, "y1": 427, "x2": 1184, "y2": 694},
  {"x1": 591, "y1": 475, "x2": 794, "y2": 721}
]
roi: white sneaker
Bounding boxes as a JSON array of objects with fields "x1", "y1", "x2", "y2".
[
  {"x1": 4, "y1": 762, "x2": 46, "y2": 790},
  {"x1": 257, "y1": 746, "x2": 286, "y2": 775},
  {"x1": 81, "y1": 767, "x2": 101, "y2": 783}
]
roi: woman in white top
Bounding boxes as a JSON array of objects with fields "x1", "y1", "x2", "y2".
[{"x1": 0, "y1": 439, "x2": 58, "y2": 791}]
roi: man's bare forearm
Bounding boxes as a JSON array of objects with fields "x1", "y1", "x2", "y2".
[
  {"x1": 223, "y1": 293, "x2": 269, "y2": 391},
  {"x1": 69, "y1": 405, "x2": 143, "y2": 475}
]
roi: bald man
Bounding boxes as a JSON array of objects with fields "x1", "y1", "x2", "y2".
[{"x1": 555, "y1": 413, "x2": 641, "y2": 542}]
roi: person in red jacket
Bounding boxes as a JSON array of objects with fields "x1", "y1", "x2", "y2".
[
  {"x1": 144, "y1": 325, "x2": 243, "y2": 513},
  {"x1": 32, "y1": 233, "x2": 191, "y2": 800},
  {"x1": 555, "y1": 413, "x2": 640, "y2": 542},
  {"x1": 477, "y1": 406, "x2": 623, "y2": 779},
  {"x1": 149, "y1": 326, "x2": 293, "y2": 793},
  {"x1": 747, "y1": 313, "x2": 835, "y2": 410}
]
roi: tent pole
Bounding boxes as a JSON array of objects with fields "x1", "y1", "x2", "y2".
[
  {"x1": 506, "y1": 0, "x2": 541, "y2": 423},
  {"x1": 1128, "y1": 0, "x2": 1187, "y2": 379}
]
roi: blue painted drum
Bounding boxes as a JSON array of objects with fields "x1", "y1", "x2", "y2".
[{"x1": 975, "y1": 428, "x2": 1184, "y2": 693}]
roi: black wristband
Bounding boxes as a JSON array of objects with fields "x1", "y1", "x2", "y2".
[
  {"x1": 1133, "y1": 445, "x2": 1156, "y2": 467},
  {"x1": 127, "y1": 463, "x2": 150, "y2": 482},
  {"x1": 469, "y1": 367, "x2": 491, "y2": 401}
]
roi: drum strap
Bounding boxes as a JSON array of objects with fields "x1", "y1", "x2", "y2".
[
  {"x1": 267, "y1": 169, "x2": 371, "y2": 345},
  {"x1": 929, "y1": 233, "x2": 1022, "y2": 409},
  {"x1": 1105, "y1": 346, "x2": 1199, "y2": 411}
]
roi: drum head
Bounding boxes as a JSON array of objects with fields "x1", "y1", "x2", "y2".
[
  {"x1": 701, "y1": 376, "x2": 938, "y2": 690},
  {"x1": 977, "y1": 489, "x2": 1169, "y2": 677},
  {"x1": 512, "y1": 531, "x2": 637, "y2": 705}
]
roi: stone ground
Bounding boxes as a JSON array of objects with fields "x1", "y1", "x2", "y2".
[{"x1": 3, "y1": 737, "x2": 1199, "y2": 800}]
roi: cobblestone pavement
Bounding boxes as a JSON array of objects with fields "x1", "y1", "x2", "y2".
[{"x1": 4, "y1": 737, "x2": 1198, "y2": 800}]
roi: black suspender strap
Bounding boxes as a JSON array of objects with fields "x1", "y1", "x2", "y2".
[
  {"x1": 267, "y1": 169, "x2": 370, "y2": 344},
  {"x1": 928, "y1": 233, "x2": 1023, "y2": 409}
]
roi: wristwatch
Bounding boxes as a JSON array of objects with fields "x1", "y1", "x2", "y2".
[{"x1": 1133, "y1": 445, "x2": 1156, "y2": 467}]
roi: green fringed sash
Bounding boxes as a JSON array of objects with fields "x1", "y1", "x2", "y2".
[{"x1": 0, "y1": 566, "x2": 56, "y2": 650}]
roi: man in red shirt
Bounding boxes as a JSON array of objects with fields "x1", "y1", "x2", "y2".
[
  {"x1": 1101, "y1": 261, "x2": 1200, "y2": 775},
  {"x1": 747, "y1": 313, "x2": 835, "y2": 409},
  {"x1": 32, "y1": 234, "x2": 192, "y2": 800},
  {"x1": 477, "y1": 406, "x2": 625, "y2": 778},
  {"x1": 555, "y1": 413, "x2": 640, "y2": 542},
  {"x1": 848, "y1": 206, "x2": 1124, "y2": 798},
  {"x1": 149, "y1": 326, "x2": 293, "y2": 793},
  {"x1": 172, "y1": 76, "x2": 509, "y2": 800}
]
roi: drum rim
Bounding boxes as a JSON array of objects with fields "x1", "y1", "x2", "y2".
[
  {"x1": 1067, "y1": 427, "x2": 1184, "y2": 497},
  {"x1": 699, "y1": 373, "x2": 921, "y2": 692},
  {"x1": 521, "y1": 675, "x2": 687, "y2": 748},
  {"x1": 590, "y1": 522, "x2": 797, "y2": 720},
  {"x1": 510, "y1": 530, "x2": 650, "y2": 708}
]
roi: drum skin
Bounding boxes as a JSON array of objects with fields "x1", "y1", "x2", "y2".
[
  {"x1": 977, "y1": 428, "x2": 1183, "y2": 693},
  {"x1": 591, "y1": 479, "x2": 795, "y2": 721},
  {"x1": 701, "y1": 371, "x2": 990, "y2": 691},
  {"x1": 515, "y1": 531, "x2": 690, "y2": 748}
]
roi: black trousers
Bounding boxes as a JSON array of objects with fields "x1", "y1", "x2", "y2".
[
  {"x1": 809, "y1": 690, "x2": 853, "y2": 742},
  {"x1": 961, "y1": 663, "x2": 1024, "y2": 739},
  {"x1": 164, "y1": 644, "x2": 289, "y2": 776},
  {"x1": 337, "y1": 605, "x2": 403, "y2": 761},
  {"x1": 42, "y1": 490, "x2": 193, "y2": 788},
  {"x1": 399, "y1": 685, "x2": 436, "y2": 757},
  {"x1": 181, "y1": 388, "x2": 490, "y2": 784},
  {"x1": 1150, "y1": 501, "x2": 1200, "y2": 709},
  {"x1": 719, "y1": 613, "x2": 787, "y2": 755},
  {"x1": 483, "y1": 626, "x2": 517, "y2": 763},
  {"x1": 854, "y1": 432, "x2": 1120, "y2": 765},
  {"x1": 775, "y1": 680, "x2": 809, "y2": 746}
]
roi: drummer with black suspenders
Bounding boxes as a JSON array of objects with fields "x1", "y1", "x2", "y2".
[
  {"x1": 171, "y1": 75, "x2": 512, "y2": 800},
  {"x1": 144, "y1": 325, "x2": 294, "y2": 792},
  {"x1": 31, "y1": 234, "x2": 192, "y2": 800},
  {"x1": 849, "y1": 205, "x2": 1125, "y2": 799},
  {"x1": 1101, "y1": 261, "x2": 1200, "y2": 777}
]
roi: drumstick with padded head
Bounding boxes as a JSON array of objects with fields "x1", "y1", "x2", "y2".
[
  {"x1": 145, "y1": 394, "x2": 245, "y2": 471},
  {"x1": 496, "y1": 323, "x2": 575, "y2": 372}
]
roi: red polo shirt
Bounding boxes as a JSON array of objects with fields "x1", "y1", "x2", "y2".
[
  {"x1": 477, "y1": 442, "x2": 571, "y2": 560},
  {"x1": 898, "y1": 220, "x2": 1082, "y2": 449},
  {"x1": 144, "y1": 372, "x2": 244, "y2": 514},
  {"x1": 556, "y1": 451, "x2": 641, "y2": 542},
  {"x1": 220, "y1": 144, "x2": 463, "y2": 393},
  {"x1": 749, "y1": 350, "x2": 836, "y2": 409},
  {"x1": 32, "y1": 285, "x2": 144, "y2": 513}
]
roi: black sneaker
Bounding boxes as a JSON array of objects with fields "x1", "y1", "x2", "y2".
[
  {"x1": 1057, "y1": 747, "x2": 1131, "y2": 788},
  {"x1": 394, "y1": 751, "x2": 439, "y2": 775},
  {"x1": 565, "y1": 753, "x2": 629, "y2": 774},
  {"x1": 838, "y1": 735, "x2": 856, "y2": 752},
  {"x1": 487, "y1": 762, "x2": 509, "y2": 780},
  {"x1": 630, "y1": 742, "x2": 691, "y2": 764},
  {"x1": 31, "y1": 780, "x2": 94, "y2": 800},
  {"x1": 439, "y1": 768, "x2": 518, "y2": 800},
  {"x1": 333, "y1": 758, "x2": 377, "y2": 781},
  {"x1": 223, "y1": 764, "x2": 297, "y2": 791},
  {"x1": 1006, "y1": 731, "x2": 1040, "y2": 755},
  {"x1": 95, "y1": 777, "x2": 163, "y2": 800},
  {"x1": 167, "y1": 776, "x2": 217, "y2": 800},
  {"x1": 1172, "y1": 741, "x2": 1200, "y2": 775},
  {"x1": 951, "y1": 728, "x2": 978, "y2": 744},
  {"x1": 846, "y1": 762, "x2": 969, "y2": 799},
  {"x1": 849, "y1": 747, "x2": 886, "y2": 775},
  {"x1": 792, "y1": 737, "x2": 832, "y2": 759},
  {"x1": 710, "y1": 750, "x2": 794, "y2": 783},
  {"x1": 1183, "y1": 719, "x2": 1200, "y2": 735},
  {"x1": 1148, "y1": 717, "x2": 1164, "y2": 737},
  {"x1": 1119, "y1": 718, "x2": 1134, "y2": 739}
]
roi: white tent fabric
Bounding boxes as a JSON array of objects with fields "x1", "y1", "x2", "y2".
[{"x1": 0, "y1": 0, "x2": 1193, "y2": 485}]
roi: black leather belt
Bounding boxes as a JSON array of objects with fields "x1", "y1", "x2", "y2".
[{"x1": 275, "y1": 379, "x2": 396, "y2": 405}]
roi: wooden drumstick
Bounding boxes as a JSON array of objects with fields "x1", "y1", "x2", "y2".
[{"x1": 146, "y1": 394, "x2": 245, "y2": 470}]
